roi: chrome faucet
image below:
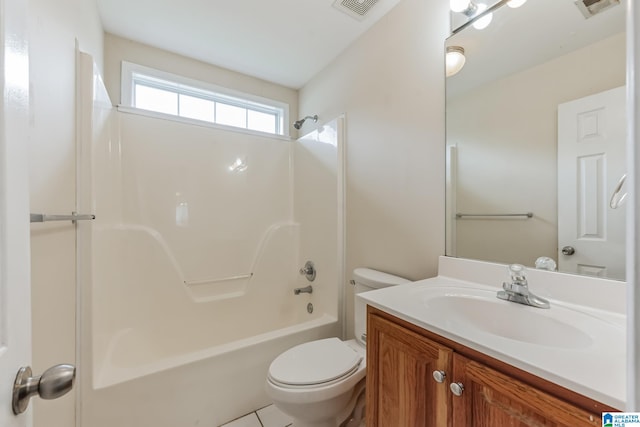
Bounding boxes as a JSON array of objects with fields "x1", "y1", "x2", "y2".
[
  {"x1": 294, "y1": 285, "x2": 313, "y2": 295},
  {"x1": 497, "y1": 264, "x2": 550, "y2": 309}
]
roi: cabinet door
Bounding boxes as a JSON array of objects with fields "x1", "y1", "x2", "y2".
[
  {"x1": 367, "y1": 312, "x2": 452, "y2": 427},
  {"x1": 451, "y1": 354, "x2": 601, "y2": 427}
]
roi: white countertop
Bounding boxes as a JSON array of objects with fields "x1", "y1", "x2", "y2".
[{"x1": 358, "y1": 257, "x2": 626, "y2": 409}]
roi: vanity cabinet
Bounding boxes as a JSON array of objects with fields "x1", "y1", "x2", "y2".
[
  {"x1": 366, "y1": 306, "x2": 611, "y2": 427},
  {"x1": 451, "y1": 354, "x2": 600, "y2": 426},
  {"x1": 366, "y1": 310, "x2": 451, "y2": 426}
]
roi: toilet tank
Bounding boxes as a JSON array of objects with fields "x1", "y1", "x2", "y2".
[{"x1": 353, "y1": 268, "x2": 410, "y2": 346}]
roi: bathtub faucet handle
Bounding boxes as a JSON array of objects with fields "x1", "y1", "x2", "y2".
[{"x1": 299, "y1": 261, "x2": 316, "y2": 282}]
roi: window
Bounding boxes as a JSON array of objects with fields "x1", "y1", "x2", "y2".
[{"x1": 121, "y1": 62, "x2": 288, "y2": 136}]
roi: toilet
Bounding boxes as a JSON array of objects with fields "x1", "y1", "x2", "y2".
[{"x1": 265, "y1": 268, "x2": 410, "y2": 427}]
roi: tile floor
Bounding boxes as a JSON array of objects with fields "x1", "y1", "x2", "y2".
[{"x1": 219, "y1": 404, "x2": 292, "y2": 427}]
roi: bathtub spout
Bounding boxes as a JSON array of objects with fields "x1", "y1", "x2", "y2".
[{"x1": 293, "y1": 285, "x2": 313, "y2": 295}]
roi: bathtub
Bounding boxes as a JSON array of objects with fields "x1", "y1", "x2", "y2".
[
  {"x1": 77, "y1": 52, "x2": 344, "y2": 426},
  {"x1": 81, "y1": 221, "x2": 340, "y2": 426},
  {"x1": 81, "y1": 312, "x2": 338, "y2": 427},
  {"x1": 80, "y1": 222, "x2": 340, "y2": 426}
]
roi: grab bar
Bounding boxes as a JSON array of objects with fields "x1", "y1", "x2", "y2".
[
  {"x1": 455, "y1": 212, "x2": 533, "y2": 219},
  {"x1": 184, "y1": 273, "x2": 253, "y2": 286},
  {"x1": 30, "y1": 213, "x2": 96, "y2": 223}
]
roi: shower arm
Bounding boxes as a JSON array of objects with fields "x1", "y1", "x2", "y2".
[{"x1": 293, "y1": 114, "x2": 318, "y2": 130}]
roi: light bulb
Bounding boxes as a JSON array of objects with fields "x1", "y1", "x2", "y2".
[
  {"x1": 507, "y1": 0, "x2": 527, "y2": 8},
  {"x1": 472, "y1": 3, "x2": 493, "y2": 30},
  {"x1": 450, "y1": 0, "x2": 471, "y2": 13},
  {"x1": 446, "y1": 47, "x2": 466, "y2": 77}
]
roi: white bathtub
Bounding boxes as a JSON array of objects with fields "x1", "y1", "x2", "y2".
[
  {"x1": 78, "y1": 54, "x2": 344, "y2": 426},
  {"x1": 82, "y1": 314, "x2": 339, "y2": 427},
  {"x1": 80, "y1": 220, "x2": 340, "y2": 426}
]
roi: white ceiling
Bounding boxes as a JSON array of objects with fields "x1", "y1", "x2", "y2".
[
  {"x1": 96, "y1": 0, "x2": 403, "y2": 89},
  {"x1": 446, "y1": 0, "x2": 625, "y2": 97}
]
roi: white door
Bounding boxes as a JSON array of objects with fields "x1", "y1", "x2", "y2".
[
  {"x1": 557, "y1": 86, "x2": 626, "y2": 280},
  {"x1": 0, "y1": 0, "x2": 32, "y2": 425}
]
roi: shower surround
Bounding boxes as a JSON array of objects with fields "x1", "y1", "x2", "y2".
[{"x1": 76, "y1": 53, "x2": 344, "y2": 426}]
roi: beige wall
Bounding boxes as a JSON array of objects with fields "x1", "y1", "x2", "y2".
[
  {"x1": 28, "y1": 0, "x2": 103, "y2": 426},
  {"x1": 300, "y1": 0, "x2": 450, "y2": 339},
  {"x1": 103, "y1": 33, "x2": 299, "y2": 136},
  {"x1": 448, "y1": 32, "x2": 626, "y2": 267}
]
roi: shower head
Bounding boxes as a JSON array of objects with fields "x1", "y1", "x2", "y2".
[{"x1": 293, "y1": 115, "x2": 318, "y2": 130}]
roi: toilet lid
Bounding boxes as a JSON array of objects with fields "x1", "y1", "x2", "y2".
[{"x1": 268, "y1": 338, "x2": 362, "y2": 386}]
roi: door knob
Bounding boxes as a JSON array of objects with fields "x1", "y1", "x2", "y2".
[
  {"x1": 12, "y1": 364, "x2": 75, "y2": 415},
  {"x1": 561, "y1": 246, "x2": 575, "y2": 256}
]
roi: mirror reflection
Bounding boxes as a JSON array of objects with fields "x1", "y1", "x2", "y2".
[{"x1": 445, "y1": 0, "x2": 626, "y2": 280}]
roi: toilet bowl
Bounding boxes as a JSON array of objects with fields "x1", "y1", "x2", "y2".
[{"x1": 265, "y1": 268, "x2": 409, "y2": 427}]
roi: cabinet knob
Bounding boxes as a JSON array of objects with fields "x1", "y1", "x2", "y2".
[
  {"x1": 432, "y1": 370, "x2": 446, "y2": 383},
  {"x1": 450, "y1": 382, "x2": 464, "y2": 397}
]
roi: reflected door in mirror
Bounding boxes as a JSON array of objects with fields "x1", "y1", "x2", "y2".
[{"x1": 557, "y1": 86, "x2": 626, "y2": 280}]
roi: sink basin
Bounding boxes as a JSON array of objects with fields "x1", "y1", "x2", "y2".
[
  {"x1": 358, "y1": 272, "x2": 627, "y2": 410},
  {"x1": 421, "y1": 287, "x2": 594, "y2": 349}
]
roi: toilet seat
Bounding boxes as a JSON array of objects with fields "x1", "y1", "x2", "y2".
[{"x1": 268, "y1": 338, "x2": 362, "y2": 387}]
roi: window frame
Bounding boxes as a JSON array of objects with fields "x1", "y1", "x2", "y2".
[{"x1": 120, "y1": 61, "x2": 289, "y2": 136}]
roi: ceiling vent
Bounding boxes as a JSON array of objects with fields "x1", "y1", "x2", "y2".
[
  {"x1": 574, "y1": 0, "x2": 620, "y2": 19},
  {"x1": 333, "y1": 0, "x2": 379, "y2": 21}
]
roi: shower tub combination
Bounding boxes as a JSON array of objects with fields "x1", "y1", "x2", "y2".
[{"x1": 76, "y1": 53, "x2": 345, "y2": 427}]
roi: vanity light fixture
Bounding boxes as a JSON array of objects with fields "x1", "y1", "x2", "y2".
[
  {"x1": 507, "y1": 0, "x2": 527, "y2": 8},
  {"x1": 446, "y1": 46, "x2": 466, "y2": 77},
  {"x1": 472, "y1": 3, "x2": 493, "y2": 29},
  {"x1": 450, "y1": 0, "x2": 474, "y2": 13},
  {"x1": 449, "y1": 0, "x2": 493, "y2": 30}
]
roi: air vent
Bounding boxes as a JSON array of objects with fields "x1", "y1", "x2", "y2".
[
  {"x1": 574, "y1": 0, "x2": 620, "y2": 19},
  {"x1": 333, "y1": 0, "x2": 379, "y2": 21}
]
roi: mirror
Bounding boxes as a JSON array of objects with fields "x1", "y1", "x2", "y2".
[{"x1": 445, "y1": 0, "x2": 626, "y2": 280}]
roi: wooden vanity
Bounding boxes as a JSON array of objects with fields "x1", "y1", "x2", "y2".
[{"x1": 366, "y1": 306, "x2": 619, "y2": 427}]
